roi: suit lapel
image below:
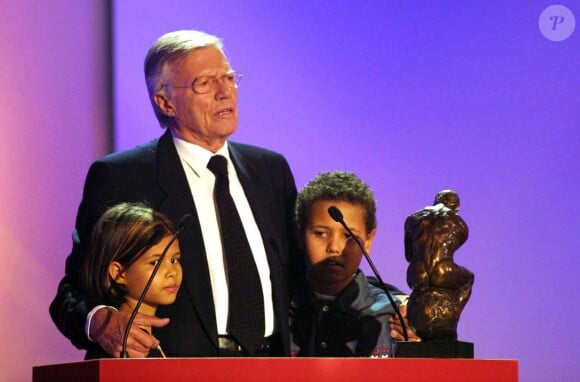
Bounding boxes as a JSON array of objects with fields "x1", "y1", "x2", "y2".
[
  {"x1": 228, "y1": 143, "x2": 276, "y2": 257},
  {"x1": 228, "y1": 143, "x2": 287, "y2": 335},
  {"x1": 156, "y1": 129, "x2": 218, "y2": 344}
]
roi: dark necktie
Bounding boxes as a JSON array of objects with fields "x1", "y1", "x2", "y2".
[{"x1": 207, "y1": 155, "x2": 265, "y2": 354}]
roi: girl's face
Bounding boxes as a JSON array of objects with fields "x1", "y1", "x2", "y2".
[
  {"x1": 303, "y1": 200, "x2": 375, "y2": 296},
  {"x1": 110, "y1": 235, "x2": 183, "y2": 314}
]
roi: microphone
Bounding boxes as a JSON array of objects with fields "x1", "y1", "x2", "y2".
[
  {"x1": 327, "y1": 205, "x2": 409, "y2": 342},
  {"x1": 121, "y1": 213, "x2": 193, "y2": 358}
]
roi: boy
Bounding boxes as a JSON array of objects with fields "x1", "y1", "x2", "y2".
[{"x1": 291, "y1": 171, "x2": 401, "y2": 357}]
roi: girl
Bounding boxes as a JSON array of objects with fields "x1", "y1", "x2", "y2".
[{"x1": 81, "y1": 202, "x2": 182, "y2": 359}]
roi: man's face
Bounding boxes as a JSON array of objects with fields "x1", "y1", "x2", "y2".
[
  {"x1": 155, "y1": 46, "x2": 238, "y2": 152},
  {"x1": 303, "y1": 200, "x2": 375, "y2": 295}
]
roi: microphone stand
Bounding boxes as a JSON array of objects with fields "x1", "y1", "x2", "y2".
[
  {"x1": 328, "y1": 206, "x2": 409, "y2": 342},
  {"x1": 121, "y1": 214, "x2": 192, "y2": 358}
]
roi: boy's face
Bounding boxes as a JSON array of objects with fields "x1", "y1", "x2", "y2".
[
  {"x1": 110, "y1": 236, "x2": 183, "y2": 315},
  {"x1": 303, "y1": 200, "x2": 376, "y2": 295}
]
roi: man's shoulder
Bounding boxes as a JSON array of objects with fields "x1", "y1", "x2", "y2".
[
  {"x1": 229, "y1": 141, "x2": 286, "y2": 161},
  {"x1": 98, "y1": 138, "x2": 160, "y2": 164}
]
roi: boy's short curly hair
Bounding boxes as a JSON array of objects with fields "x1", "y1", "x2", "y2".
[{"x1": 295, "y1": 171, "x2": 377, "y2": 234}]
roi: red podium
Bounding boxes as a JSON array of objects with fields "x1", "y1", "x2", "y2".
[{"x1": 33, "y1": 358, "x2": 518, "y2": 382}]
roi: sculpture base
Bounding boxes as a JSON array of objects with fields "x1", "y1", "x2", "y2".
[{"x1": 395, "y1": 340, "x2": 474, "y2": 358}]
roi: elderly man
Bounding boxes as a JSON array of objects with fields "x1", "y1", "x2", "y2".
[{"x1": 50, "y1": 30, "x2": 301, "y2": 358}]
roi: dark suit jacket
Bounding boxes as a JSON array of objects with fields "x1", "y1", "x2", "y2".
[{"x1": 49, "y1": 129, "x2": 302, "y2": 357}]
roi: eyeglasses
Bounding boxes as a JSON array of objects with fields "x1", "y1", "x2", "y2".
[{"x1": 164, "y1": 72, "x2": 243, "y2": 94}]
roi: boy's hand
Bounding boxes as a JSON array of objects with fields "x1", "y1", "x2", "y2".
[
  {"x1": 389, "y1": 304, "x2": 421, "y2": 342},
  {"x1": 90, "y1": 308, "x2": 170, "y2": 357}
]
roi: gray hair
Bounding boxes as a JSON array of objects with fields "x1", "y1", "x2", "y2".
[{"x1": 144, "y1": 30, "x2": 224, "y2": 127}]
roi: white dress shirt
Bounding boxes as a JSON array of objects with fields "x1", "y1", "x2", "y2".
[{"x1": 172, "y1": 135, "x2": 274, "y2": 337}]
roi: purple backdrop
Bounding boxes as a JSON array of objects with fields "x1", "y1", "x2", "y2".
[
  {"x1": 113, "y1": 2, "x2": 579, "y2": 381},
  {"x1": 0, "y1": 2, "x2": 111, "y2": 381},
  {"x1": 4, "y1": 2, "x2": 574, "y2": 382}
]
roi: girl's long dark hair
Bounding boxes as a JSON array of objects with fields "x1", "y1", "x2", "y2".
[{"x1": 81, "y1": 202, "x2": 175, "y2": 307}]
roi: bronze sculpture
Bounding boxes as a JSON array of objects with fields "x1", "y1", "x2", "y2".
[{"x1": 404, "y1": 190, "x2": 474, "y2": 342}]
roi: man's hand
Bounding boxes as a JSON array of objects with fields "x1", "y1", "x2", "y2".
[
  {"x1": 389, "y1": 304, "x2": 421, "y2": 342},
  {"x1": 90, "y1": 308, "x2": 170, "y2": 357}
]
